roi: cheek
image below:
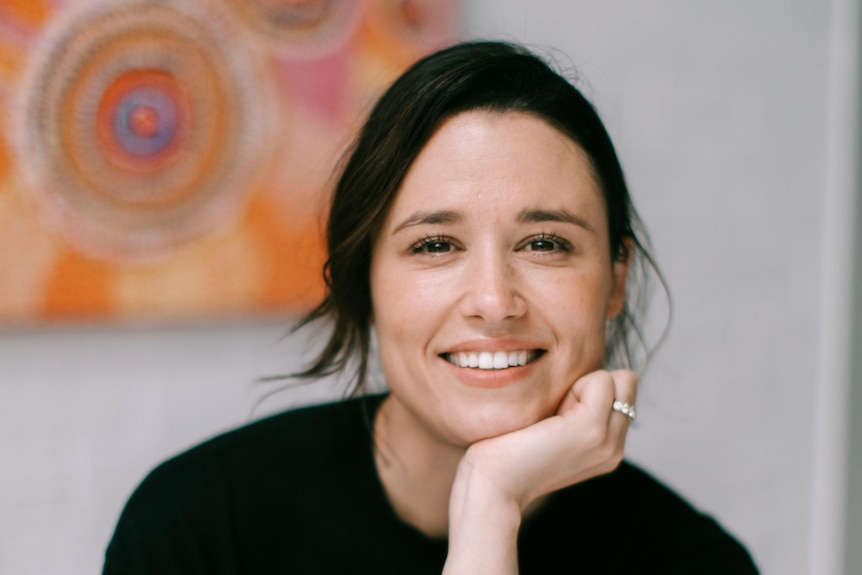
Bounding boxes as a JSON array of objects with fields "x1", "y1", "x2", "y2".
[
  {"x1": 533, "y1": 269, "x2": 612, "y2": 320},
  {"x1": 375, "y1": 265, "x2": 453, "y2": 320},
  {"x1": 372, "y1": 301, "x2": 410, "y2": 389},
  {"x1": 533, "y1": 271, "x2": 613, "y2": 367},
  {"x1": 372, "y1": 270, "x2": 438, "y2": 357}
]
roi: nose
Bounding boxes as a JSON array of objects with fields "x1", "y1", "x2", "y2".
[{"x1": 458, "y1": 251, "x2": 527, "y2": 322}]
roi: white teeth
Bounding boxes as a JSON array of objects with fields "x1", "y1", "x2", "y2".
[{"x1": 446, "y1": 350, "x2": 536, "y2": 370}]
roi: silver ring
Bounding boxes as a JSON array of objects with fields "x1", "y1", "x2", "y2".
[{"x1": 612, "y1": 400, "x2": 637, "y2": 422}]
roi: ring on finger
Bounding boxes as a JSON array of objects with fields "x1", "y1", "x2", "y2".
[{"x1": 612, "y1": 400, "x2": 638, "y2": 422}]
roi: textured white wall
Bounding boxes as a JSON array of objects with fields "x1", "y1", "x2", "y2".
[
  {"x1": 0, "y1": 322, "x2": 339, "y2": 574},
  {"x1": 0, "y1": 2, "x2": 852, "y2": 574},
  {"x1": 460, "y1": 1, "x2": 847, "y2": 574}
]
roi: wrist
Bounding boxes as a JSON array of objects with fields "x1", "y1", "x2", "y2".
[{"x1": 444, "y1": 460, "x2": 522, "y2": 574}]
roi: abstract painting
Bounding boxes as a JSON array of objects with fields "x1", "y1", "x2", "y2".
[{"x1": 0, "y1": 0, "x2": 458, "y2": 324}]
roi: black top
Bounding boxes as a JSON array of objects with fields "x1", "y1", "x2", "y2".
[{"x1": 103, "y1": 394, "x2": 758, "y2": 574}]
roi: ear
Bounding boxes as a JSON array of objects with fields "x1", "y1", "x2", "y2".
[{"x1": 606, "y1": 237, "x2": 633, "y2": 319}]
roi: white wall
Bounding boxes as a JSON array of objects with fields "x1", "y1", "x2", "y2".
[
  {"x1": 459, "y1": 1, "x2": 853, "y2": 574},
  {"x1": 0, "y1": 2, "x2": 854, "y2": 574},
  {"x1": 0, "y1": 321, "x2": 342, "y2": 574}
]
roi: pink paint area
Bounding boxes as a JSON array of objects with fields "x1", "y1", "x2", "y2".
[{"x1": 275, "y1": 51, "x2": 347, "y2": 123}]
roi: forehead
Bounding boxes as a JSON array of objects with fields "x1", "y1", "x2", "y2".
[{"x1": 385, "y1": 110, "x2": 606, "y2": 225}]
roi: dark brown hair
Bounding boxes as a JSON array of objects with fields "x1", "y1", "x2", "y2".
[{"x1": 290, "y1": 41, "x2": 665, "y2": 396}]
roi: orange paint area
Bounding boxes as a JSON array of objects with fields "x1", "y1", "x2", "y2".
[{"x1": 0, "y1": 0, "x2": 458, "y2": 325}]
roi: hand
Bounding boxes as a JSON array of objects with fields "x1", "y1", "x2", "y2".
[
  {"x1": 442, "y1": 369, "x2": 638, "y2": 574},
  {"x1": 458, "y1": 369, "x2": 638, "y2": 510}
]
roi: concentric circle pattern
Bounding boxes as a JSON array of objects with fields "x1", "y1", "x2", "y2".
[
  {"x1": 19, "y1": 2, "x2": 263, "y2": 260},
  {"x1": 101, "y1": 70, "x2": 183, "y2": 165},
  {"x1": 3, "y1": 0, "x2": 458, "y2": 322}
]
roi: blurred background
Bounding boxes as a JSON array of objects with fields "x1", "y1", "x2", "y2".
[{"x1": 1, "y1": 1, "x2": 860, "y2": 573}]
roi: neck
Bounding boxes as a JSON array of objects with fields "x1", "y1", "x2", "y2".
[{"x1": 373, "y1": 395, "x2": 466, "y2": 538}]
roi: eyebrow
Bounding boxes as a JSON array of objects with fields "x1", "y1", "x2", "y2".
[
  {"x1": 517, "y1": 208, "x2": 595, "y2": 232},
  {"x1": 391, "y1": 207, "x2": 595, "y2": 234},
  {"x1": 392, "y1": 210, "x2": 462, "y2": 233}
]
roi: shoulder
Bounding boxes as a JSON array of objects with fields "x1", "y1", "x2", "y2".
[
  {"x1": 130, "y1": 395, "x2": 371, "y2": 497},
  {"x1": 103, "y1": 394, "x2": 383, "y2": 574},
  {"x1": 151, "y1": 392, "x2": 380, "y2": 481},
  {"x1": 521, "y1": 461, "x2": 759, "y2": 574},
  {"x1": 605, "y1": 462, "x2": 759, "y2": 572}
]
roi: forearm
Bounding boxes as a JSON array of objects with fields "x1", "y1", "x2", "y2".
[{"x1": 443, "y1": 461, "x2": 522, "y2": 575}]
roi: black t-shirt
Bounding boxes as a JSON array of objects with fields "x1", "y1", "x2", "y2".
[{"x1": 103, "y1": 394, "x2": 758, "y2": 574}]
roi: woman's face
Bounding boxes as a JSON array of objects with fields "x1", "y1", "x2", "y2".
[{"x1": 370, "y1": 111, "x2": 629, "y2": 447}]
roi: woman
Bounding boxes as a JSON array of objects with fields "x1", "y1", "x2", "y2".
[{"x1": 104, "y1": 41, "x2": 758, "y2": 574}]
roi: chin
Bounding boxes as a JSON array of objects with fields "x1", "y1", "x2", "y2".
[{"x1": 446, "y1": 401, "x2": 548, "y2": 444}]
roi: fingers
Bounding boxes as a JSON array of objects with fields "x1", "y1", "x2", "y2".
[
  {"x1": 606, "y1": 370, "x2": 638, "y2": 447},
  {"x1": 567, "y1": 370, "x2": 616, "y2": 419},
  {"x1": 475, "y1": 369, "x2": 639, "y2": 505},
  {"x1": 561, "y1": 369, "x2": 637, "y2": 486},
  {"x1": 565, "y1": 369, "x2": 639, "y2": 427},
  {"x1": 570, "y1": 370, "x2": 616, "y2": 403},
  {"x1": 608, "y1": 369, "x2": 638, "y2": 406}
]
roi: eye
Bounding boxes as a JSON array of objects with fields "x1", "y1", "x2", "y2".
[
  {"x1": 521, "y1": 233, "x2": 572, "y2": 253},
  {"x1": 528, "y1": 238, "x2": 557, "y2": 252},
  {"x1": 411, "y1": 235, "x2": 458, "y2": 254}
]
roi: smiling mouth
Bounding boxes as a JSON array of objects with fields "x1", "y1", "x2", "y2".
[{"x1": 442, "y1": 350, "x2": 545, "y2": 370}]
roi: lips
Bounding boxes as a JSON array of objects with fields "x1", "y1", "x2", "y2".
[{"x1": 442, "y1": 349, "x2": 545, "y2": 370}]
